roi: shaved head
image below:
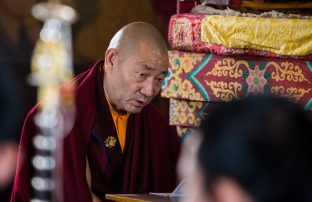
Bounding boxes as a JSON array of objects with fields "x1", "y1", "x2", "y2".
[
  {"x1": 103, "y1": 22, "x2": 169, "y2": 113},
  {"x1": 107, "y1": 22, "x2": 168, "y2": 60}
]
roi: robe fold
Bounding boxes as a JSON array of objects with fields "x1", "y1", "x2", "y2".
[{"x1": 11, "y1": 60, "x2": 181, "y2": 202}]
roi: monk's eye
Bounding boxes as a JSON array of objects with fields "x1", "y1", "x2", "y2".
[{"x1": 137, "y1": 72, "x2": 147, "y2": 81}]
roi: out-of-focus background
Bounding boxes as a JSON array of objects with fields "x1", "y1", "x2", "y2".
[{"x1": 0, "y1": 0, "x2": 176, "y2": 200}]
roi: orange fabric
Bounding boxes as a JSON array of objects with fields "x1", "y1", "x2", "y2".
[{"x1": 105, "y1": 96, "x2": 130, "y2": 151}]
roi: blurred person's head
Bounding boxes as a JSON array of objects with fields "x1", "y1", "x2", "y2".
[{"x1": 185, "y1": 96, "x2": 312, "y2": 202}]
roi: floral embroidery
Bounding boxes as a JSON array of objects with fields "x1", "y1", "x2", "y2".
[
  {"x1": 246, "y1": 65, "x2": 267, "y2": 94},
  {"x1": 162, "y1": 51, "x2": 312, "y2": 109},
  {"x1": 172, "y1": 18, "x2": 193, "y2": 50}
]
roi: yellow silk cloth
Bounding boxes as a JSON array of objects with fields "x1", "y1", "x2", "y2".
[
  {"x1": 106, "y1": 96, "x2": 130, "y2": 151},
  {"x1": 201, "y1": 16, "x2": 312, "y2": 56}
]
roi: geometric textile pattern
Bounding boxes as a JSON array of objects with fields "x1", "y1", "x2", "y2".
[
  {"x1": 169, "y1": 98, "x2": 208, "y2": 127},
  {"x1": 169, "y1": 98, "x2": 223, "y2": 127},
  {"x1": 161, "y1": 51, "x2": 312, "y2": 111}
]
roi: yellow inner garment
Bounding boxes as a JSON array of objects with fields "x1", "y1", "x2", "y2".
[
  {"x1": 201, "y1": 15, "x2": 312, "y2": 56},
  {"x1": 105, "y1": 96, "x2": 130, "y2": 152}
]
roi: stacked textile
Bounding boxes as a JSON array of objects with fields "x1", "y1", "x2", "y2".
[{"x1": 161, "y1": 8, "x2": 312, "y2": 137}]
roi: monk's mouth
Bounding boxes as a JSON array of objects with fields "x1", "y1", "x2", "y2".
[{"x1": 133, "y1": 100, "x2": 147, "y2": 108}]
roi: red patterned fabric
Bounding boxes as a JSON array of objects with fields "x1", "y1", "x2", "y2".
[
  {"x1": 161, "y1": 51, "x2": 312, "y2": 111},
  {"x1": 168, "y1": 14, "x2": 312, "y2": 60}
]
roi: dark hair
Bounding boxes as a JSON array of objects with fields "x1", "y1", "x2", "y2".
[{"x1": 198, "y1": 96, "x2": 312, "y2": 202}]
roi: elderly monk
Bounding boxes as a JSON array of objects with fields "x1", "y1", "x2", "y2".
[{"x1": 11, "y1": 22, "x2": 181, "y2": 202}]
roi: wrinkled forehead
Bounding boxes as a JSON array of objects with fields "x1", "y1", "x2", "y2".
[
  {"x1": 119, "y1": 40, "x2": 168, "y2": 71},
  {"x1": 138, "y1": 46, "x2": 168, "y2": 72}
]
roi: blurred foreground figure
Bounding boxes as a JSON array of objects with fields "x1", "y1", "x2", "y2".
[{"x1": 183, "y1": 96, "x2": 312, "y2": 202}]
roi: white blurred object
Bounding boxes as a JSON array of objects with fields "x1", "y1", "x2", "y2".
[{"x1": 29, "y1": 1, "x2": 77, "y2": 202}]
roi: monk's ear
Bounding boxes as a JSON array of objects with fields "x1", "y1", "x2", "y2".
[{"x1": 104, "y1": 48, "x2": 118, "y2": 74}]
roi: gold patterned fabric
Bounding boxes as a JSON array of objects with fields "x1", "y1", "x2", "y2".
[
  {"x1": 161, "y1": 51, "x2": 312, "y2": 110},
  {"x1": 169, "y1": 98, "x2": 205, "y2": 127},
  {"x1": 201, "y1": 16, "x2": 312, "y2": 56},
  {"x1": 162, "y1": 51, "x2": 312, "y2": 137},
  {"x1": 169, "y1": 98, "x2": 222, "y2": 127}
]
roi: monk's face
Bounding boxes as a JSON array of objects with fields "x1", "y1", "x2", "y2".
[{"x1": 104, "y1": 43, "x2": 168, "y2": 113}]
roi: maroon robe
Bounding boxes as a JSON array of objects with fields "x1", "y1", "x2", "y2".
[{"x1": 11, "y1": 60, "x2": 181, "y2": 202}]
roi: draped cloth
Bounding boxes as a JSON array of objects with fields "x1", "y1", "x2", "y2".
[
  {"x1": 11, "y1": 60, "x2": 181, "y2": 202},
  {"x1": 201, "y1": 16, "x2": 312, "y2": 56}
]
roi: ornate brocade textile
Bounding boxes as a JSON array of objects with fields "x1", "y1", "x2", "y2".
[
  {"x1": 201, "y1": 16, "x2": 312, "y2": 56},
  {"x1": 166, "y1": 12, "x2": 312, "y2": 137},
  {"x1": 169, "y1": 14, "x2": 312, "y2": 60},
  {"x1": 161, "y1": 51, "x2": 312, "y2": 136},
  {"x1": 162, "y1": 51, "x2": 312, "y2": 107}
]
